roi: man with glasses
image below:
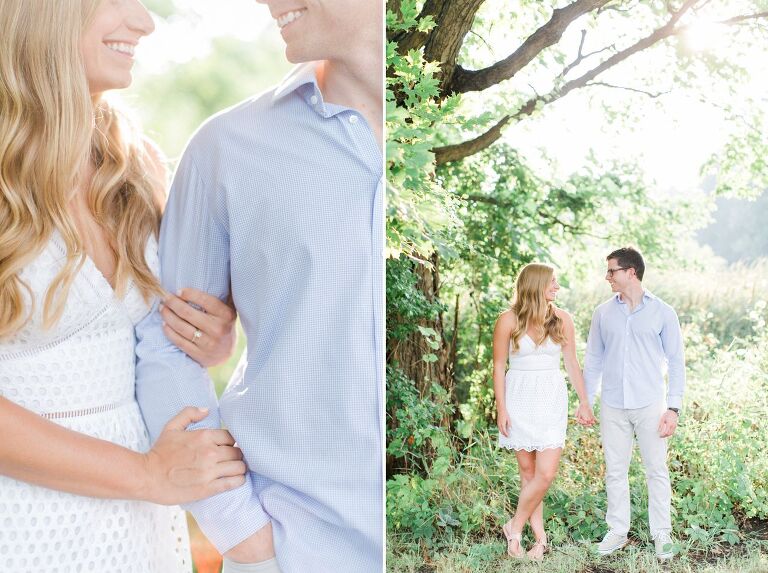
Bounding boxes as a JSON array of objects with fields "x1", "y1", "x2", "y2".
[{"x1": 583, "y1": 247, "x2": 685, "y2": 561}]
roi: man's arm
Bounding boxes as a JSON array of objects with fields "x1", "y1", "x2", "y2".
[
  {"x1": 582, "y1": 307, "x2": 605, "y2": 407},
  {"x1": 660, "y1": 306, "x2": 685, "y2": 410},
  {"x1": 135, "y1": 149, "x2": 270, "y2": 552}
]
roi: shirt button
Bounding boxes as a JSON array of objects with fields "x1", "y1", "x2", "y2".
[
  {"x1": 349, "y1": 114, "x2": 359, "y2": 124},
  {"x1": 310, "y1": 95, "x2": 318, "y2": 105}
]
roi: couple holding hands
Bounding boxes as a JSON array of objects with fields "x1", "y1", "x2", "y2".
[{"x1": 493, "y1": 247, "x2": 685, "y2": 561}]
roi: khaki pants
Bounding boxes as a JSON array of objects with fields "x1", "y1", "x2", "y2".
[
  {"x1": 222, "y1": 557, "x2": 282, "y2": 573},
  {"x1": 600, "y1": 399, "x2": 672, "y2": 538}
]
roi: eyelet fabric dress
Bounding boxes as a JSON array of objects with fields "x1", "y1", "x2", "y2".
[
  {"x1": 0, "y1": 232, "x2": 191, "y2": 573},
  {"x1": 498, "y1": 334, "x2": 568, "y2": 452}
]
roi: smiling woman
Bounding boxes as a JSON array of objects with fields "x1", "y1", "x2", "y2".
[{"x1": 81, "y1": 0, "x2": 155, "y2": 93}]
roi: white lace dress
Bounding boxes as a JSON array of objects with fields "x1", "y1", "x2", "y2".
[
  {"x1": 498, "y1": 334, "x2": 568, "y2": 451},
  {"x1": 0, "y1": 233, "x2": 191, "y2": 573}
]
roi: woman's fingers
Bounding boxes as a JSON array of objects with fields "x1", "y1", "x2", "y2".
[
  {"x1": 160, "y1": 302, "x2": 205, "y2": 346},
  {"x1": 145, "y1": 419, "x2": 249, "y2": 504},
  {"x1": 162, "y1": 322, "x2": 204, "y2": 362},
  {"x1": 164, "y1": 406, "x2": 210, "y2": 431},
  {"x1": 216, "y1": 460, "x2": 247, "y2": 479},
  {"x1": 216, "y1": 446, "x2": 244, "y2": 463},
  {"x1": 161, "y1": 290, "x2": 237, "y2": 367},
  {"x1": 202, "y1": 429, "x2": 237, "y2": 447},
  {"x1": 211, "y1": 474, "x2": 247, "y2": 495},
  {"x1": 178, "y1": 288, "x2": 236, "y2": 323},
  {"x1": 162, "y1": 293, "x2": 217, "y2": 336}
]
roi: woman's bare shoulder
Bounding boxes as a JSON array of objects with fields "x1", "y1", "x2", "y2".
[
  {"x1": 495, "y1": 309, "x2": 518, "y2": 330},
  {"x1": 554, "y1": 306, "x2": 574, "y2": 325}
]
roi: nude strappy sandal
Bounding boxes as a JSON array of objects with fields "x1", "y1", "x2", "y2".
[
  {"x1": 527, "y1": 537, "x2": 548, "y2": 561},
  {"x1": 502, "y1": 520, "x2": 525, "y2": 558}
]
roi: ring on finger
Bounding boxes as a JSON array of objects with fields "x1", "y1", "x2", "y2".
[{"x1": 191, "y1": 329, "x2": 203, "y2": 344}]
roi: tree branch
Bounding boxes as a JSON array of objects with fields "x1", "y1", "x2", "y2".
[
  {"x1": 451, "y1": 0, "x2": 613, "y2": 94},
  {"x1": 560, "y1": 29, "x2": 616, "y2": 78},
  {"x1": 463, "y1": 194, "x2": 609, "y2": 239},
  {"x1": 434, "y1": 116, "x2": 511, "y2": 165},
  {"x1": 434, "y1": 0, "x2": 702, "y2": 164},
  {"x1": 587, "y1": 81, "x2": 671, "y2": 98},
  {"x1": 432, "y1": 1, "x2": 768, "y2": 165},
  {"x1": 598, "y1": 0, "x2": 639, "y2": 15},
  {"x1": 717, "y1": 11, "x2": 768, "y2": 26}
]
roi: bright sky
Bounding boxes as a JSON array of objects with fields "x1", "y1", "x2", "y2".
[
  {"x1": 467, "y1": 6, "x2": 768, "y2": 196},
  {"x1": 136, "y1": 0, "x2": 278, "y2": 73}
]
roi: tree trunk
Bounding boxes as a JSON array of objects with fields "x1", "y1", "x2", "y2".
[
  {"x1": 387, "y1": 253, "x2": 452, "y2": 398},
  {"x1": 423, "y1": 0, "x2": 486, "y2": 95}
]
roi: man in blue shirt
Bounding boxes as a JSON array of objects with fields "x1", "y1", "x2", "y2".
[
  {"x1": 583, "y1": 247, "x2": 685, "y2": 561},
  {"x1": 134, "y1": 2, "x2": 383, "y2": 572}
]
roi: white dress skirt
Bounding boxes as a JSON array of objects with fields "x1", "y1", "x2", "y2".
[
  {"x1": 498, "y1": 334, "x2": 568, "y2": 451},
  {"x1": 0, "y1": 234, "x2": 191, "y2": 573}
]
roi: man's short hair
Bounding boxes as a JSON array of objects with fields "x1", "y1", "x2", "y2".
[{"x1": 607, "y1": 246, "x2": 645, "y2": 281}]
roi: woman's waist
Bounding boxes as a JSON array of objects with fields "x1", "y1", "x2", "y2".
[
  {"x1": 506, "y1": 359, "x2": 561, "y2": 372},
  {"x1": 2, "y1": 394, "x2": 150, "y2": 450}
]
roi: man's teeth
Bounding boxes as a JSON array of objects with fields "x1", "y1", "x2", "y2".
[
  {"x1": 105, "y1": 42, "x2": 135, "y2": 56},
  {"x1": 277, "y1": 10, "x2": 306, "y2": 29}
]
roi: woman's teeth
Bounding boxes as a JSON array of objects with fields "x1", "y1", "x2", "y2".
[{"x1": 105, "y1": 42, "x2": 135, "y2": 57}]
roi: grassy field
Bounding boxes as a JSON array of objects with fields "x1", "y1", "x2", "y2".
[{"x1": 388, "y1": 534, "x2": 768, "y2": 573}]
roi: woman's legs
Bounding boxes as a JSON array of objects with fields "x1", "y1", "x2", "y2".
[
  {"x1": 509, "y1": 448, "x2": 562, "y2": 538},
  {"x1": 516, "y1": 454, "x2": 545, "y2": 539}
]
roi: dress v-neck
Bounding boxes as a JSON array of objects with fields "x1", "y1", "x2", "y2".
[{"x1": 49, "y1": 230, "x2": 121, "y2": 299}]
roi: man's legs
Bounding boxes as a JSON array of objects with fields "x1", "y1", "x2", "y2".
[
  {"x1": 632, "y1": 400, "x2": 672, "y2": 538},
  {"x1": 600, "y1": 403, "x2": 635, "y2": 536}
]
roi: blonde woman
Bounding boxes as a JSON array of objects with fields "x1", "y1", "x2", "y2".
[
  {"x1": 493, "y1": 263, "x2": 595, "y2": 559},
  {"x1": 0, "y1": 1, "x2": 246, "y2": 571}
]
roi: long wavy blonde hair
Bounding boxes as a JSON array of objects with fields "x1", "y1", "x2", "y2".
[
  {"x1": 508, "y1": 263, "x2": 565, "y2": 352},
  {"x1": 0, "y1": 0, "x2": 165, "y2": 340}
]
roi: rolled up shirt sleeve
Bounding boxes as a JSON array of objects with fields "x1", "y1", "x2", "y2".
[{"x1": 134, "y1": 150, "x2": 270, "y2": 553}]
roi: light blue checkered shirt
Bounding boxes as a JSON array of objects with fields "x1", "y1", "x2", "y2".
[
  {"x1": 583, "y1": 290, "x2": 685, "y2": 410},
  {"x1": 135, "y1": 63, "x2": 384, "y2": 573}
]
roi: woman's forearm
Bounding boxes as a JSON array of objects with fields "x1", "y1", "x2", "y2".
[
  {"x1": 493, "y1": 364, "x2": 506, "y2": 411},
  {"x1": 0, "y1": 397, "x2": 148, "y2": 500},
  {"x1": 564, "y1": 355, "x2": 589, "y2": 403}
]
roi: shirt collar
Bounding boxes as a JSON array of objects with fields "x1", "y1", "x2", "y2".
[
  {"x1": 615, "y1": 289, "x2": 655, "y2": 304},
  {"x1": 272, "y1": 62, "x2": 319, "y2": 103}
]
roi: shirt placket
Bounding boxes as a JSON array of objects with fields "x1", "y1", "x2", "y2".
[{"x1": 621, "y1": 300, "x2": 646, "y2": 408}]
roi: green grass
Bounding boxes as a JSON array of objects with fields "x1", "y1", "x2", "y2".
[{"x1": 388, "y1": 535, "x2": 768, "y2": 573}]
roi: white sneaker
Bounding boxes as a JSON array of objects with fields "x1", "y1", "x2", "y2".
[
  {"x1": 654, "y1": 530, "x2": 674, "y2": 560},
  {"x1": 597, "y1": 531, "x2": 629, "y2": 556}
]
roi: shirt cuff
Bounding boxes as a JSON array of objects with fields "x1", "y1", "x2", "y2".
[
  {"x1": 666, "y1": 395, "x2": 683, "y2": 410},
  {"x1": 183, "y1": 473, "x2": 271, "y2": 554}
]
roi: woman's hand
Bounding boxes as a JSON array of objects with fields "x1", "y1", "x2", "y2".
[
  {"x1": 159, "y1": 288, "x2": 237, "y2": 367},
  {"x1": 141, "y1": 407, "x2": 247, "y2": 505},
  {"x1": 575, "y1": 401, "x2": 596, "y2": 426},
  {"x1": 497, "y1": 408, "x2": 511, "y2": 437}
]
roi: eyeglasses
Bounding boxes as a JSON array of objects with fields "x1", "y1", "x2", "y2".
[{"x1": 606, "y1": 267, "x2": 629, "y2": 278}]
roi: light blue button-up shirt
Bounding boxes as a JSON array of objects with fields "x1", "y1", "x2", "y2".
[
  {"x1": 134, "y1": 63, "x2": 384, "y2": 573},
  {"x1": 583, "y1": 290, "x2": 685, "y2": 410}
]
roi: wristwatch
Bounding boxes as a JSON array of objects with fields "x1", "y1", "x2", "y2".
[{"x1": 668, "y1": 407, "x2": 680, "y2": 415}]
